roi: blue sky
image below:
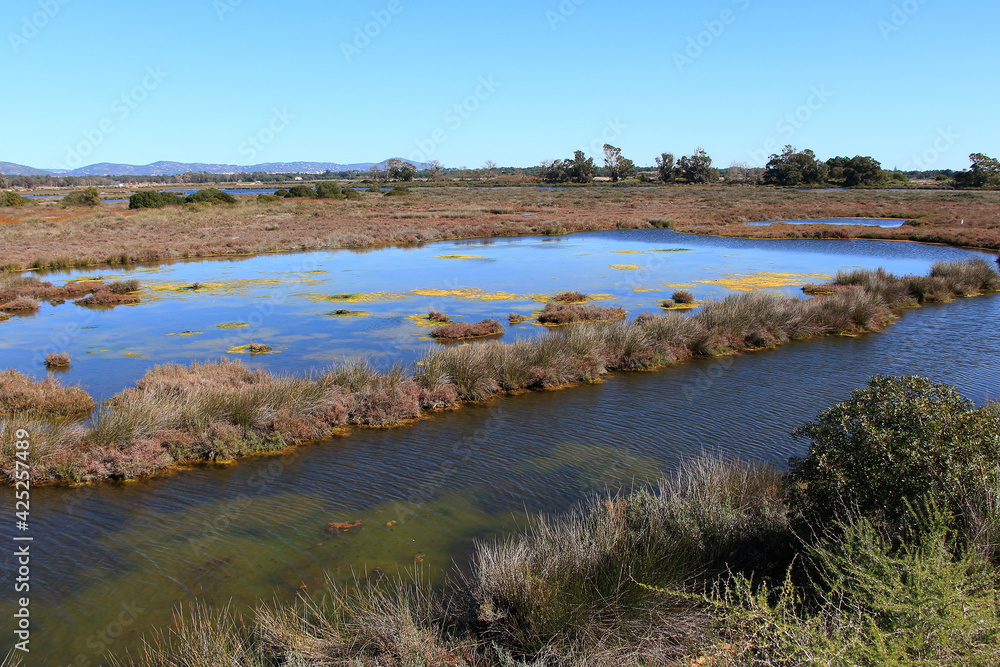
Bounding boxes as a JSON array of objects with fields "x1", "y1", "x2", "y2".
[{"x1": 2, "y1": 0, "x2": 996, "y2": 171}]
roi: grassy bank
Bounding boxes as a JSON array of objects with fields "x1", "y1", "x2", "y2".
[
  {"x1": 2, "y1": 186, "x2": 999, "y2": 272},
  {"x1": 109, "y1": 376, "x2": 1000, "y2": 666},
  {"x1": 1, "y1": 259, "x2": 997, "y2": 486}
]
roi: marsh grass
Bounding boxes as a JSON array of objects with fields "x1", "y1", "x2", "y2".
[{"x1": 431, "y1": 319, "x2": 504, "y2": 340}]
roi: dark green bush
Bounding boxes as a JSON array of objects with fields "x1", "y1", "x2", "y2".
[
  {"x1": 128, "y1": 191, "x2": 185, "y2": 209},
  {"x1": 185, "y1": 188, "x2": 237, "y2": 205},
  {"x1": 256, "y1": 194, "x2": 281, "y2": 204},
  {"x1": 61, "y1": 187, "x2": 101, "y2": 207},
  {"x1": 285, "y1": 185, "x2": 316, "y2": 198},
  {"x1": 0, "y1": 191, "x2": 29, "y2": 207},
  {"x1": 383, "y1": 186, "x2": 410, "y2": 196},
  {"x1": 315, "y1": 181, "x2": 344, "y2": 199},
  {"x1": 274, "y1": 189, "x2": 289, "y2": 197},
  {"x1": 789, "y1": 375, "x2": 1000, "y2": 528},
  {"x1": 343, "y1": 188, "x2": 362, "y2": 200}
]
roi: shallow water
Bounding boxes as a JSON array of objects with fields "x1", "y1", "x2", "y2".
[
  {"x1": 0, "y1": 229, "x2": 988, "y2": 402},
  {"x1": 1, "y1": 232, "x2": 999, "y2": 663},
  {"x1": 746, "y1": 218, "x2": 905, "y2": 228}
]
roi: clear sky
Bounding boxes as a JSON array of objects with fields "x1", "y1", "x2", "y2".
[{"x1": 2, "y1": 0, "x2": 996, "y2": 171}]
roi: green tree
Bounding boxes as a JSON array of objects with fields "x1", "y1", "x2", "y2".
[
  {"x1": 842, "y1": 155, "x2": 884, "y2": 187},
  {"x1": 386, "y1": 159, "x2": 416, "y2": 182},
  {"x1": 540, "y1": 159, "x2": 569, "y2": 184},
  {"x1": 765, "y1": 146, "x2": 827, "y2": 186},
  {"x1": 955, "y1": 153, "x2": 1000, "y2": 188},
  {"x1": 568, "y1": 151, "x2": 596, "y2": 183},
  {"x1": 655, "y1": 152, "x2": 675, "y2": 182},
  {"x1": 677, "y1": 148, "x2": 717, "y2": 184},
  {"x1": 0, "y1": 191, "x2": 29, "y2": 207},
  {"x1": 603, "y1": 144, "x2": 636, "y2": 182}
]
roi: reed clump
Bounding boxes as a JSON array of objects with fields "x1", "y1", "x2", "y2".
[
  {"x1": 430, "y1": 319, "x2": 504, "y2": 339},
  {"x1": 44, "y1": 352, "x2": 71, "y2": 368},
  {"x1": 537, "y1": 302, "x2": 627, "y2": 325}
]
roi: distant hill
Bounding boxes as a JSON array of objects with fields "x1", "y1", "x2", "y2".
[
  {"x1": 1, "y1": 159, "x2": 431, "y2": 177},
  {"x1": 0, "y1": 161, "x2": 51, "y2": 176}
]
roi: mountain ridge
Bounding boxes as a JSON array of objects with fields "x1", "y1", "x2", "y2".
[{"x1": 0, "y1": 159, "x2": 432, "y2": 177}]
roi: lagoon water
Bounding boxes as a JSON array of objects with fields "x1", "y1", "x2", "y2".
[
  {"x1": 1, "y1": 230, "x2": 998, "y2": 663},
  {"x1": 746, "y1": 218, "x2": 906, "y2": 228}
]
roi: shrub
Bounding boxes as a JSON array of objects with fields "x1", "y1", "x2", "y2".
[
  {"x1": 672, "y1": 290, "x2": 695, "y2": 304},
  {"x1": 256, "y1": 194, "x2": 281, "y2": 204},
  {"x1": 430, "y1": 319, "x2": 503, "y2": 339},
  {"x1": 61, "y1": 187, "x2": 101, "y2": 207},
  {"x1": 274, "y1": 188, "x2": 289, "y2": 197},
  {"x1": 384, "y1": 186, "x2": 410, "y2": 196},
  {"x1": 185, "y1": 188, "x2": 237, "y2": 205},
  {"x1": 343, "y1": 188, "x2": 363, "y2": 200},
  {"x1": 788, "y1": 375, "x2": 1000, "y2": 529},
  {"x1": 285, "y1": 185, "x2": 316, "y2": 198},
  {"x1": 44, "y1": 352, "x2": 71, "y2": 368},
  {"x1": 508, "y1": 313, "x2": 528, "y2": 324},
  {"x1": 128, "y1": 190, "x2": 184, "y2": 209},
  {"x1": 315, "y1": 181, "x2": 344, "y2": 199},
  {"x1": 427, "y1": 311, "x2": 450, "y2": 322},
  {"x1": 0, "y1": 191, "x2": 29, "y2": 207}
]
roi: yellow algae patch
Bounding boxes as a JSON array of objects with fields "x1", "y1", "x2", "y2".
[
  {"x1": 407, "y1": 288, "x2": 543, "y2": 302},
  {"x1": 147, "y1": 278, "x2": 321, "y2": 294},
  {"x1": 323, "y1": 310, "x2": 368, "y2": 317},
  {"x1": 406, "y1": 314, "x2": 456, "y2": 328},
  {"x1": 613, "y1": 250, "x2": 647, "y2": 254},
  {"x1": 226, "y1": 343, "x2": 277, "y2": 355},
  {"x1": 610, "y1": 264, "x2": 642, "y2": 270},
  {"x1": 434, "y1": 254, "x2": 484, "y2": 259},
  {"x1": 306, "y1": 270, "x2": 330, "y2": 274},
  {"x1": 307, "y1": 291, "x2": 400, "y2": 303},
  {"x1": 633, "y1": 288, "x2": 662, "y2": 293},
  {"x1": 651, "y1": 248, "x2": 694, "y2": 253},
  {"x1": 122, "y1": 352, "x2": 145, "y2": 358},
  {"x1": 217, "y1": 322, "x2": 250, "y2": 329},
  {"x1": 166, "y1": 331, "x2": 204, "y2": 337},
  {"x1": 695, "y1": 272, "x2": 832, "y2": 292}
]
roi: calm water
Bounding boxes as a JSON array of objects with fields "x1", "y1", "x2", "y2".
[
  {"x1": 746, "y1": 218, "x2": 906, "y2": 228},
  {"x1": 0, "y1": 229, "x2": 988, "y2": 401},
  {"x1": 1, "y1": 231, "x2": 998, "y2": 664}
]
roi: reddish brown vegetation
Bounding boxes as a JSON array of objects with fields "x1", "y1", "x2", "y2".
[
  {"x1": 431, "y1": 319, "x2": 504, "y2": 339},
  {"x1": 73, "y1": 291, "x2": 141, "y2": 307},
  {"x1": 0, "y1": 369, "x2": 95, "y2": 419},
  {"x1": 553, "y1": 291, "x2": 589, "y2": 303},
  {"x1": 44, "y1": 352, "x2": 71, "y2": 368},
  {"x1": 427, "y1": 311, "x2": 450, "y2": 322},
  {"x1": 537, "y1": 303, "x2": 628, "y2": 325},
  {"x1": 4, "y1": 186, "x2": 998, "y2": 271}
]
